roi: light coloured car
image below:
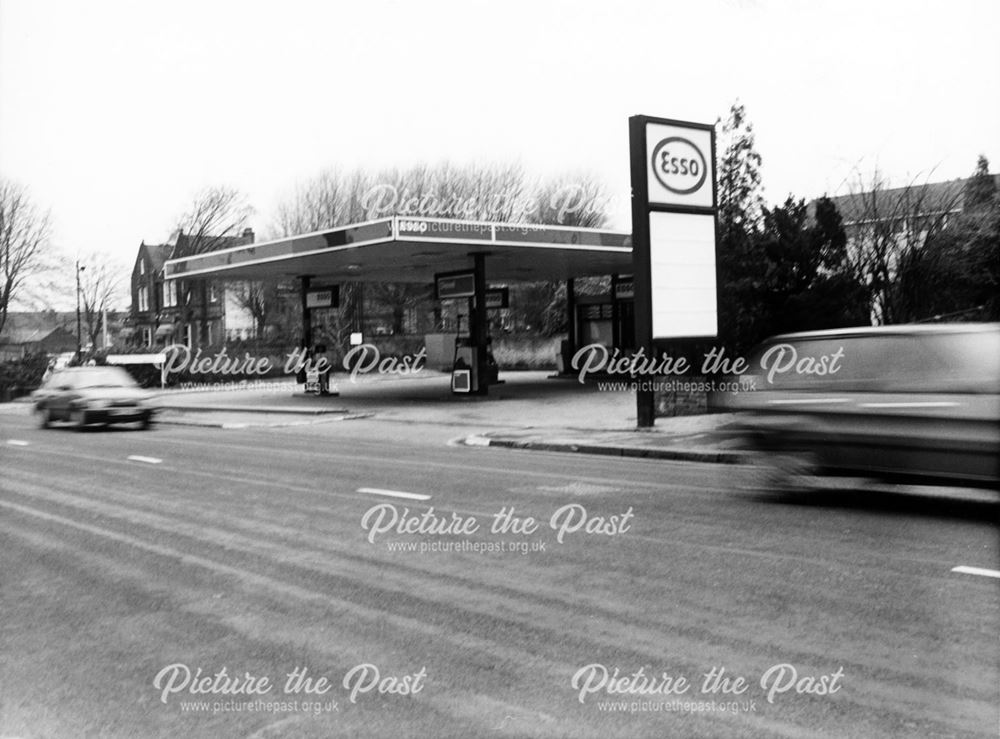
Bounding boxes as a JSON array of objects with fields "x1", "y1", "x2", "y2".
[
  {"x1": 712, "y1": 323, "x2": 1000, "y2": 493},
  {"x1": 33, "y1": 366, "x2": 158, "y2": 430}
]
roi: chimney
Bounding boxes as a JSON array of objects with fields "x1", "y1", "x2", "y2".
[{"x1": 242, "y1": 228, "x2": 255, "y2": 243}]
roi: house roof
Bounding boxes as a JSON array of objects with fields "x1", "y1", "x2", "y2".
[
  {"x1": 143, "y1": 243, "x2": 171, "y2": 272},
  {"x1": 0, "y1": 312, "x2": 76, "y2": 345},
  {"x1": 814, "y1": 174, "x2": 999, "y2": 225},
  {"x1": 0, "y1": 328, "x2": 45, "y2": 345}
]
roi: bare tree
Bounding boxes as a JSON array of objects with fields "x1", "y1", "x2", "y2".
[
  {"x1": 272, "y1": 164, "x2": 614, "y2": 349},
  {"x1": 0, "y1": 179, "x2": 52, "y2": 336},
  {"x1": 841, "y1": 170, "x2": 963, "y2": 324},
  {"x1": 172, "y1": 186, "x2": 253, "y2": 346},
  {"x1": 229, "y1": 278, "x2": 291, "y2": 340},
  {"x1": 78, "y1": 256, "x2": 124, "y2": 350},
  {"x1": 529, "y1": 172, "x2": 611, "y2": 228}
]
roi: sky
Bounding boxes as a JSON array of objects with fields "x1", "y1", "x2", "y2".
[{"x1": 1, "y1": 0, "x2": 998, "y2": 310}]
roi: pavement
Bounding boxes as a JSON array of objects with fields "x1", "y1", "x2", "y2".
[{"x1": 4, "y1": 370, "x2": 746, "y2": 461}]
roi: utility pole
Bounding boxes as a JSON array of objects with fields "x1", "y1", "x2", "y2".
[{"x1": 75, "y1": 259, "x2": 86, "y2": 358}]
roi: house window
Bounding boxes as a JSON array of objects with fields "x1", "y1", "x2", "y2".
[
  {"x1": 162, "y1": 280, "x2": 177, "y2": 307},
  {"x1": 140, "y1": 259, "x2": 145, "y2": 276},
  {"x1": 142, "y1": 327, "x2": 151, "y2": 347},
  {"x1": 185, "y1": 324, "x2": 192, "y2": 348},
  {"x1": 138, "y1": 286, "x2": 149, "y2": 312},
  {"x1": 209, "y1": 283, "x2": 219, "y2": 303}
]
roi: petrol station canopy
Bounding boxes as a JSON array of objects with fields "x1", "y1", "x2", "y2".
[{"x1": 163, "y1": 216, "x2": 633, "y2": 284}]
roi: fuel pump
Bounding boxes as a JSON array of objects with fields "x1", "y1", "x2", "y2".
[{"x1": 451, "y1": 313, "x2": 477, "y2": 393}]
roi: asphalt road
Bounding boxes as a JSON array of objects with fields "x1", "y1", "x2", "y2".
[{"x1": 1, "y1": 412, "x2": 997, "y2": 738}]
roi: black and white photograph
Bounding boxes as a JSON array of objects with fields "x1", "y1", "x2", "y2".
[{"x1": 1, "y1": 1, "x2": 997, "y2": 736}]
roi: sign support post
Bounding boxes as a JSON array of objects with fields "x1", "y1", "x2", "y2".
[{"x1": 629, "y1": 118, "x2": 656, "y2": 427}]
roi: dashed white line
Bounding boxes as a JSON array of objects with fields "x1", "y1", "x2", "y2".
[
  {"x1": 861, "y1": 401, "x2": 960, "y2": 409},
  {"x1": 951, "y1": 565, "x2": 1000, "y2": 579},
  {"x1": 357, "y1": 487, "x2": 431, "y2": 501},
  {"x1": 7, "y1": 439, "x2": 29, "y2": 446},
  {"x1": 127, "y1": 455, "x2": 163, "y2": 465}
]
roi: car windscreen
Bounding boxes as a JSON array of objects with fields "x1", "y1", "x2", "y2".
[{"x1": 63, "y1": 367, "x2": 139, "y2": 389}]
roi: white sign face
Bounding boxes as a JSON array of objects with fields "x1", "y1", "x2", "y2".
[
  {"x1": 648, "y1": 211, "x2": 717, "y2": 338},
  {"x1": 107, "y1": 353, "x2": 167, "y2": 365},
  {"x1": 306, "y1": 290, "x2": 334, "y2": 308},
  {"x1": 645, "y1": 122, "x2": 714, "y2": 208}
]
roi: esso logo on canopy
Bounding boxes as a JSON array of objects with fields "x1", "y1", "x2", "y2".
[
  {"x1": 651, "y1": 137, "x2": 708, "y2": 195},
  {"x1": 398, "y1": 219, "x2": 428, "y2": 233}
]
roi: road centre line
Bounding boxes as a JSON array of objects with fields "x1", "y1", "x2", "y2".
[
  {"x1": 127, "y1": 455, "x2": 162, "y2": 464},
  {"x1": 2, "y1": 460, "x2": 977, "y2": 577},
  {"x1": 6, "y1": 439, "x2": 29, "y2": 446},
  {"x1": 357, "y1": 487, "x2": 432, "y2": 501},
  {"x1": 135, "y1": 434, "x2": 729, "y2": 490},
  {"x1": 951, "y1": 565, "x2": 1000, "y2": 579}
]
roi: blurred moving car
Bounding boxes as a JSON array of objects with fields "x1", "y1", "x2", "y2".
[
  {"x1": 712, "y1": 323, "x2": 1000, "y2": 492},
  {"x1": 33, "y1": 366, "x2": 158, "y2": 430}
]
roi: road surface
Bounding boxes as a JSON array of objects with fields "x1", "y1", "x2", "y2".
[{"x1": 1, "y1": 412, "x2": 997, "y2": 737}]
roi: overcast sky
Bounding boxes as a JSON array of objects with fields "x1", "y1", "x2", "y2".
[{"x1": 1, "y1": 0, "x2": 998, "y2": 309}]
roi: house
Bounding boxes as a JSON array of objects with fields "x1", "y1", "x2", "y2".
[
  {"x1": 815, "y1": 173, "x2": 1000, "y2": 249},
  {"x1": 0, "y1": 312, "x2": 79, "y2": 361},
  {"x1": 0, "y1": 325, "x2": 78, "y2": 361},
  {"x1": 128, "y1": 229, "x2": 257, "y2": 348},
  {"x1": 811, "y1": 170, "x2": 998, "y2": 323}
]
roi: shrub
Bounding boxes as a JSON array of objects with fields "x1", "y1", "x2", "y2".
[
  {"x1": 0, "y1": 353, "x2": 50, "y2": 400},
  {"x1": 492, "y1": 335, "x2": 560, "y2": 370}
]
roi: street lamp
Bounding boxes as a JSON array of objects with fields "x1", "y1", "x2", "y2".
[{"x1": 75, "y1": 260, "x2": 86, "y2": 359}]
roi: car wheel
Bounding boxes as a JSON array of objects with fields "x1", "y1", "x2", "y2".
[
  {"x1": 71, "y1": 408, "x2": 88, "y2": 430},
  {"x1": 39, "y1": 408, "x2": 53, "y2": 428},
  {"x1": 140, "y1": 414, "x2": 154, "y2": 430},
  {"x1": 752, "y1": 451, "x2": 817, "y2": 494}
]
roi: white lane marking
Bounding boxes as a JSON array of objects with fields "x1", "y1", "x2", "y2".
[
  {"x1": 127, "y1": 455, "x2": 162, "y2": 465},
  {"x1": 357, "y1": 487, "x2": 431, "y2": 501},
  {"x1": 860, "y1": 401, "x2": 960, "y2": 409},
  {"x1": 7, "y1": 439, "x2": 29, "y2": 446},
  {"x1": 767, "y1": 398, "x2": 850, "y2": 405},
  {"x1": 951, "y1": 566, "x2": 1000, "y2": 579}
]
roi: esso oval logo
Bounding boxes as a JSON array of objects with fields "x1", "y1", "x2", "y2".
[
  {"x1": 651, "y1": 137, "x2": 708, "y2": 195},
  {"x1": 398, "y1": 219, "x2": 428, "y2": 233}
]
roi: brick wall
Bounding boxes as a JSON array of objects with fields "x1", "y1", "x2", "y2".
[{"x1": 654, "y1": 375, "x2": 709, "y2": 417}]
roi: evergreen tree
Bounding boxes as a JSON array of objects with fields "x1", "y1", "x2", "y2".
[
  {"x1": 715, "y1": 102, "x2": 766, "y2": 351},
  {"x1": 963, "y1": 154, "x2": 996, "y2": 211}
]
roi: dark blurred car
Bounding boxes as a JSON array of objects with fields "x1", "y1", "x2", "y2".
[
  {"x1": 711, "y1": 324, "x2": 1000, "y2": 492},
  {"x1": 33, "y1": 366, "x2": 158, "y2": 430}
]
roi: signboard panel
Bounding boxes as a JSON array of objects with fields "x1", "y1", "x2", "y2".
[
  {"x1": 644, "y1": 123, "x2": 715, "y2": 208},
  {"x1": 398, "y1": 218, "x2": 492, "y2": 241},
  {"x1": 484, "y1": 287, "x2": 509, "y2": 309},
  {"x1": 648, "y1": 212, "x2": 717, "y2": 338},
  {"x1": 305, "y1": 288, "x2": 338, "y2": 309},
  {"x1": 435, "y1": 270, "x2": 476, "y2": 300},
  {"x1": 613, "y1": 276, "x2": 634, "y2": 300},
  {"x1": 630, "y1": 115, "x2": 718, "y2": 427}
]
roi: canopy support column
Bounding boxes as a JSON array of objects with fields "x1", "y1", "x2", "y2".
[
  {"x1": 299, "y1": 275, "x2": 312, "y2": 349},
  {"x1": 472, "y1": 252, "x2": 489, "y2": 395}
]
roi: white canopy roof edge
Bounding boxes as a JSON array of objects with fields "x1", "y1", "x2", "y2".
[{"x1": 163, "y1": 216, "x2": 633, "y2": 284}]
